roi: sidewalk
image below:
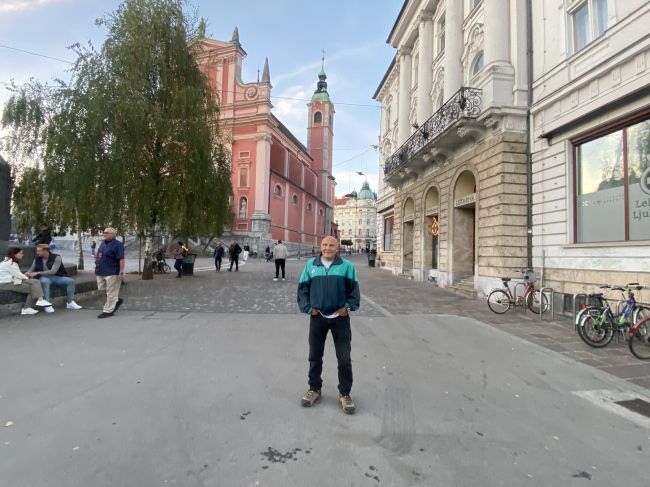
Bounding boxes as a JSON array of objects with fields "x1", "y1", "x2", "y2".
[{"x1": 353, "y1": 255, "x2": 650, "y2": 391}]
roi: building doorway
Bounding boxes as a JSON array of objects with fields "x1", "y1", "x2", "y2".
[
  {"x1": 423, "y1": 187, "x2": 439, "y2": 271},
  {"x1": 452, "y1": 171, "x2": 477, "y2": 279},
  {"x1": 402, "y1": 197, "x2": 415, "y2": 273}
]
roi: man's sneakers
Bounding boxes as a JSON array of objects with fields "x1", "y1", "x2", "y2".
[
  {"x1": 114, "y1": 298, "x2": 123, "y2": 311},
  {"x1": 21, "y1": 307, "x2": 39, "y2": 315},
  {"x1": 301, "y1": 389, "x2": 321, "y2": 407},
  {"x1": 35, "y1": 298, "x2": 52, "y2": 307},
  {"x1": 339, "y1": 394, "x2": 356, "y2": 415},
  {"x1": 66, "y1": 301, "x2": 82, "y2": 310},
  {"x1": 282, "y1": 278, "x2": 286, "y2": 281},
  {"x1": 273, "y1": 278, "x2": 278, "y2": 282},
  {"x1": 44, "y1": 306, "x2": 55, "y2": 313}
]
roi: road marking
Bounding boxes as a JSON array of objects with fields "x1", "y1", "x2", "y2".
[
  {"x1": 361, "y1": 293, "x2": 393, "y2": 317},
  {"x1": 572, "y1": 389, "x2": 650, "y2": 429}
]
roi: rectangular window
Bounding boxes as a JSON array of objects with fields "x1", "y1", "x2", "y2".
[
  {"x1": 438, "y1": 16, "x2": 446, "y2": 54},
  {"x1": 239, "y1": 166, "x2": 248, "y2": 187},
  {"x1": 383, "y1": 216, "x2": 394, "y2": 251},
  {"x1": 570, "y1": 0, "x2": 608, "y2": 52},
  {"x1": 575, "y1": 117, "x2": 650, "y2": 243}
]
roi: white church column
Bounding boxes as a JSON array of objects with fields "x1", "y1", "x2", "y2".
[
  {"x1": 417, "y1": 12, "x2": 434, "y2": 124},
  {"x1": 397, "y1": 46, "x2": 413, "y2": 146},
  {"x1": 443, "y1": 0, "x2": 463, "y2": 100},
  {"x1": 251, "y1": 133, "x2": 272, "y2": 236}
]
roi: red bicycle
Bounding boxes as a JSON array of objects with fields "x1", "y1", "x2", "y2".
[
  {"x1": 487, "y1": 269, "x2": 549, "y2": 315},
  {"x1": 629, "y1": 315, "x2": 650, "y2": 359}
]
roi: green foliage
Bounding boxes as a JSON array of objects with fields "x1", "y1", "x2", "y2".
[
  {"x1": 1, "y1": 0, "x2": 232, "y2": 243},
  {"x1": 12, "y1": 167, "x2": 44, "y2": 234},
  {"x1": 340, "y1": 239, "x2": 353, "y2": 246}
]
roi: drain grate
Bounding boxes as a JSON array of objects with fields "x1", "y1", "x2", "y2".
[{"x1": 615, "y1": 398, "x2": 650, "y2": 419}]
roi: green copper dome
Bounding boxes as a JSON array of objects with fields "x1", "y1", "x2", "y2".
[
  {"x1": 311, "y1": 67, "x2": 330, "y2": 102},
  {"x1": 358, "y1": 181, "x2": 375, "y2": 200}
]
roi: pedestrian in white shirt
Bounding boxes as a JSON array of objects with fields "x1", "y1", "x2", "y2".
[{"x1": 0, "y1": 247, "x2": 52, "y2": 315}]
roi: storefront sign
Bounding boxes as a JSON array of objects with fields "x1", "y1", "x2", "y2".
[{"x1": 454, "y1": 193, "x2": 476, "y2": 208}]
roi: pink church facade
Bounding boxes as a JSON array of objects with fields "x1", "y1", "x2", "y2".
[{"x1": 194, "y1": 30, "x2": 336, "y2": 248}]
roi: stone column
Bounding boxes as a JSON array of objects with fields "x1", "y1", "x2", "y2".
[
  {"x1": 444, "y1": 0, "x2": 463, "y2": 100},
  {"x1": 484, "y1": 0, "x2": 510, "y2": 65},
  {"x1": 417, "y1": 12, "x2": 434, "y2": 124},
  {"x1": 397, "y1": 46, "x2": 413, "y2": 146},
  {"x1": 251, "y1": 133, "x2": 272, "y2": 235}
]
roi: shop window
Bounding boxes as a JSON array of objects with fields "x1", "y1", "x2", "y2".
[{"x1": 575, "y1": 117, "x2": 650, "y2": 243}]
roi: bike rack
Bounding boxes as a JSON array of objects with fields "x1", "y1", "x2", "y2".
[
  {"x1": 513, "y1": 282, "x2": 527, "y2": 313},
  {"x1": 573, "y1": 293, "x2": 587, "y2": 328},
  {"x1": 540, "y1": 287, "x2": 555, "y2": 321}
]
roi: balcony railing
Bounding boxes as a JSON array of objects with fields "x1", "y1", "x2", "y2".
[{"x1": 383, "y1": 87, "x2": 482, "y2": 176}]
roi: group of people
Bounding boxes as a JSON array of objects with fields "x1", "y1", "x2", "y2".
[
  {"x1": 0, "y1": 226, "x2": 125, "y2": 319},
  {"x1": 210, "y1": 240, "x2": 253, "y2": 273}
]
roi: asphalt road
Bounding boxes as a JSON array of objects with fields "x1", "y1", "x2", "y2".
[{"x1": 1, "y1": 256, "x2": 649, "y2": 486}]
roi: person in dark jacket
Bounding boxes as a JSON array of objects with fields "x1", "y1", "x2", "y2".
[
  {"x1": 213, "y1": 241, "x2": 225, "y2": 272},
  {"x1": 228, "y1": 241, "x2": 242, "y2": 272},
  {"x1": 31, "y1": 224, "x2": 52, "y2": 245},
  {"x1": 297, "y1": 236, "x2": 360, "y2": 414},
  {"x1": 26, "y1": 244, "x2": 82, "y2": 312}
]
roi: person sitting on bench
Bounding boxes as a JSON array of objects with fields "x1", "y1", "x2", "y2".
[
  {"x1": 0, "y1": 247, "x2": 52, "y2": 315},
  {"x1": 26, "y1": 244, "x2": 82, "y2": 313}
]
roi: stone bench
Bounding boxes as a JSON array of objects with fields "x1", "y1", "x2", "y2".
[{"x1": 0, "y1": 265, "x2": 87, "y2": 306}]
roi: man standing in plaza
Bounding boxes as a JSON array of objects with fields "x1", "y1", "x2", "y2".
[
  {"x1": 26, "y1": 244, "x2": 82, "y2": 313},
  {"x1": 272, "y1": 239, "x2": 287, "y2": 281},
  {"x1": 297, "y1": 236, "x2": 360, "y2": 414},
  {"x1": 228, "y1": 240, "x2": 242, "y2": 272},
  {"x1": 95, "y1": 227, "x2": 125, "y2": 319}
]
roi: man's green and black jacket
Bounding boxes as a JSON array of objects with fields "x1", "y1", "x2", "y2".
[{"x1": 297, "y1": 255, "x2": 360, "y2": 315}]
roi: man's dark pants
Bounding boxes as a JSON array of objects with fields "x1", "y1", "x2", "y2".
[
  {"x1": 174, "y1": 258, "x2": 183, "y2": 275},
  {"x1": 308, "y1": 313, "x2": 353, "y2": 395},
  {"x1": 214, "y1": 257, "x2": 222, "y2": 271},
  {"x1": 275, "y1": 259, "x2": 286, "y2": 278},
  {"x1": 229, "y1": 256, "x2": 239, "y2": 271}
]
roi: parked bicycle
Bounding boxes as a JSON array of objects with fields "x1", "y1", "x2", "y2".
[
  {"x1": 577, "y1": 283, "x2": 647, "y2": 348},
  {"x1": 487, "y1": 269, "x2": 549, "y2": 315},
  {"x1": 151, "y1": 249, "x2": 171, "y2": 274},
  {"x1": 628, "y1": 314, "x2": 650, "y2": 360}
]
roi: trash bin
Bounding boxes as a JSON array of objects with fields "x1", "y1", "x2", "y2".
[
  {"x1": 182, "y1": 253, "x2": 197, "y2": 276},
  {"x1": 367, "y1": 250, "x2": 376, "y2": 268}
]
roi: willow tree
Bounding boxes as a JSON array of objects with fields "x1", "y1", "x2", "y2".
[{"x1": 100, "y1": 0, "x2": 231, "y2": 278}]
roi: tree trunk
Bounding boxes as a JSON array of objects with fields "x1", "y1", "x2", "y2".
[
  {"x1": 142, "y1": 232, "x2": 153, "y2": 280},
  {"x1": 75, "y1": 209, "x2": 84, "y2": 270}
]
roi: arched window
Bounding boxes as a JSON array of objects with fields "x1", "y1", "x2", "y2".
[
  {"x1": 274, "y1": 185, "x2": 282, "y2": 196},
  {"x1": 313, "y1": 112, "x2": 322, "y2": 124},
  {"x1": 292, "y1": 194, "x2": 298, "y2": 205},
  {"x1": 472, "y1": 51, "x2": 484, "y2": 76},
  {"x1": 307, "y1": 203, "x2": 312, "y2": 211},
  {"x1": 319, "y1": 209, "x2": 324, "y2": 216}
]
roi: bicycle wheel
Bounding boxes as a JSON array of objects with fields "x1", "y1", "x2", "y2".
[
  {"x1": 162, "y1": 263, "x2": 171, "y2": 274},
  {"x1": 150, "y1": 261, "x2": 159, "y2": 274},
  {"x1": 487, "y1": 290, "x2": 511, "y2": 314},
  {"x1": 578, "y1": 312, "x2": 614, "y2": 348},
  {"x1": 526, "y1": 290, "x2": 549, "y2": 314},
  {"x1": 633, "y1": 305, "x2": 650, "y2": 323},
  {"x1": 629, "y1": 317, "x2": 650, "y2": 360}
]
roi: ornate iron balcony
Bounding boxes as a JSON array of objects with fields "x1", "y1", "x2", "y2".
[{"x1": 383, "y1": 87, "x2": 482, "y2": 176}]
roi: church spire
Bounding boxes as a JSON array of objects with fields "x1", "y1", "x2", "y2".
[
  {"x1": 261, "y1": 57, "x2": 271, "y2": 84},
  {"x1": 230, "y1": 26, "x2": 240, "y2": 46},
  {"x1": 311, "y1": 51, "x2": 330, "y2": 102}
]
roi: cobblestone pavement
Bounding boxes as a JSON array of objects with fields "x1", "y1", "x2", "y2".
[{"x1": 80, "y1": 254, "x2": 650, "y2": 391}]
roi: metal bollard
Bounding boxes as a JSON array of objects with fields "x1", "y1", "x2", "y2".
[{"x1": 540, "y1": 287, "x2": 554, "y2": 321}]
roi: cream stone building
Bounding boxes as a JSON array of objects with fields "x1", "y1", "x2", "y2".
[
  {"x1": 530, "y1": 0, "x2": 650, "y2": 306},
  {"x1": 335, "y1": 182, "x2": 378, "y2": 251},
  {"x1": 374, "y1": 0, "x2": 530, "y2": 296}
]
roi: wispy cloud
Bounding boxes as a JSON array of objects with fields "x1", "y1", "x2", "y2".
[
  {"x1": 0, "y1": 0, "x2": 63, "y2": 14},
  {"x1": 272, "y1": 40, "x2": 383, "y2": 86}
]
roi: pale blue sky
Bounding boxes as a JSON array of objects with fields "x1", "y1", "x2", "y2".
[{"x1": 0, "y1": 0, "x2": 401, "y2": 196}]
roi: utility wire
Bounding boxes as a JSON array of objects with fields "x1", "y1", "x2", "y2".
[
  {"x1": 333, "y1": 147, "x2": 373, "y2": 168},
  {"x1": 0, "y1": 43, "x2": 380, "y2": 108}
]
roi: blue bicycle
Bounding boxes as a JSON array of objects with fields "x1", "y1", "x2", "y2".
[{"x1": 578, "y1": 284, "x2": 648, "y2": 348}]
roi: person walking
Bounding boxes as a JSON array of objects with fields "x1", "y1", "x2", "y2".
[
  {"x1": 227, "y1": 241, "x2": 242, "y2": 272},
  {"x1": 90, "y1": 240, "x2": 97, "y2": 256},
  {"x1": 297, "y1": 236, "x2": 360, "y2": 414},
  {"x1": 272, "y1": 239, "x2": 288, "y2": 281},
  {"x1": 172, "y1": 241, "x2": 187, "y2": 278},
  {"x1": 95, "y1": 227, "x2": 125, "y2": 319},
  {"x1": 26, "y1": 244, "x2": 82, "y2": 312},
  {"x1": 0, "y1": 247, "x2": 52, "y2": 315},
  {"x1": 242, "y1": 243, "x2": 250, "y2": 262},
  {"x1": 213, "y1": 241, "x2": 224, "y2": 272}
]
